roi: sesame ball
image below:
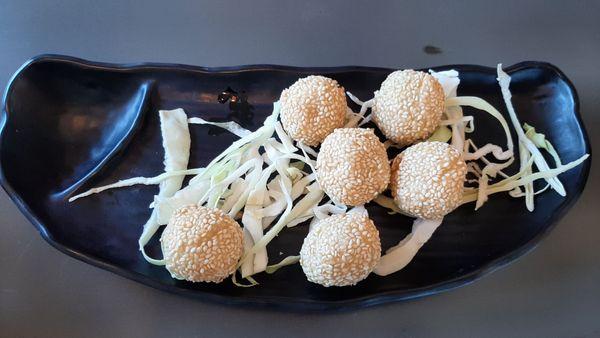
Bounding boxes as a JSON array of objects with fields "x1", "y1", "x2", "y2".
[
  {"x1": 316, "y1": 128, "x2": 390, "y2": 206},
  {"x1": 280, "y1": 75, "x2": 347, "y2": 146},
  {"x1": 391, "y1": 141, "x2": 467, "y2": 219},
  {"x1": 300, "y1": 211, "x2": 381, "y2": 287},
  {"x1": 160, "y1": 205, "x2": 244, "y2": 283},
  {"x1": 372, "y1": 70, "x2": 445, "y2": 146}
]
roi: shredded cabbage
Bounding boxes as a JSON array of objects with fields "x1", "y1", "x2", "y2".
[
  {"x1": 462, "y1": 154, "x2": 588, "y2": 204},
  {"x1": 523, "y1": 123, "x2": 562, "y2": 167},
  {"x1": 141, "y1": 109, "x2": 191, "y2": 265},
  {"x1": 345, "y1": 92, "x2": 374, "y2": 128},
  {"x1": 265, "y1": 255, "x2": 300, "y2": 274},
  {"x1": 374, "y1": 218, "x2": 443, "y2": 276},
  {"x1": 68, "y1": 168, "x2": 204, "y2": 202},
  {"x1": 188, "y1": 116, "x2": 251, "y2": 138},
  {"x1": 445, "y1": 96, "x2": 514, "y2": 157},
  {"x1": 428, "y1": 126, "x2": 452, "y2": 143},
  {"x1": 158, "y1": 109, "x2": 191, "y2": 195}
]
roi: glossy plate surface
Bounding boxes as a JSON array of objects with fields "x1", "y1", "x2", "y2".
[{"x1": 0, "y1": 55, "x2": 591, "y2": 310}]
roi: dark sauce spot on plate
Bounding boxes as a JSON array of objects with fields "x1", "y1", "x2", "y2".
[
  {"x1": 208, "y1": 87, "x2": 256, "y2": 136},
  {"x1": 423, "y1": 45, "x2": 443, "y2": 55}
]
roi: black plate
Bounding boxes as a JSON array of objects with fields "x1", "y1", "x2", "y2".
[{"x1": 0, "y1": 55, "x2": 591, "y2": 311}]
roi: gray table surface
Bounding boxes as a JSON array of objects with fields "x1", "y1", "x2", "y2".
[{"x1": 1, "y1": 1, "x2": 598, "y2": 337}]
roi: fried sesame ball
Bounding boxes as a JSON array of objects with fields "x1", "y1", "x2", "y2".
[
  {"x1": 316, "y1": 128, "x2": 390, "y2": 206},
  {"x1": 391, "y1": 141, "x2": 467, "y2": 219},
  {"x1": 300, "y1": 211, "x2": 381, "y2": 287},
  {"x1": 280, "y1": 75, "x2": 347, "y2": 146},
  {"x1": 160, "y1": 205, "x2": 244, "y2": 283},
  {"x1": 372, "y1": 70, "x2": 445, "y2": 146}
]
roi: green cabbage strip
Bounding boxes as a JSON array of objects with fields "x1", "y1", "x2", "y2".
[
  {"x1": 261, "y1": 173, "x2": 316, "y2": 229},
  {"x1": 503, "y1": 122, "x2": 560, "y2": 200},
  {"x1": 445, "y1": 105, "x2": 466, "y2": 151},
  {"x1": 462, "y1": 154, "x2": 589, "y2": 204},
  {"x1": 446, "y1": 96, "x2": 514, "y2": 158},
  {"x1": 265, "y1": 255, "x2": 300, "y2": 274},
  {"x1": 346, "y1": 91, "x2": 365, "y2": 105},
  {"x1": 154, "y1": 150, "x2": 246, "y2": 224},
  {"x1": 523, "y1": 123, "x2": 562, "y2": 167},
  {"x1": 427, "y1": 126, "x2": 452, "y2": 143},
  {"x1": 496, "y1": 66, "x2": 565, "y2": 196}
]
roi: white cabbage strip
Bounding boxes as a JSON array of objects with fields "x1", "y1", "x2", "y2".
[
  {"x1": 265, "y1": 255, "x2": 300, "y2": 274},
  {"x1": 188, "y1": 116, "x2": 251, "y2": 138},
  {"x1": 137, "y1": 109, "x2": 190, "y2": 264},
  {"x1": 374, "y1": 218, "x2": 443, "y2": 276}
]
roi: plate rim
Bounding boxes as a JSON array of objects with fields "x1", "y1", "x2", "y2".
[{"x1": 0, "y1": 54, "x2": 592, "y2": 311}]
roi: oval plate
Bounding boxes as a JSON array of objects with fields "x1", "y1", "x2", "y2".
[{"x1": 0, "y1": 55, "x2": 591, "y2": 311}]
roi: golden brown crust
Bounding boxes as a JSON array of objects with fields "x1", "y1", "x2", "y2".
[
  {"x1": 392, "y1": 141, "x2": 466, "y2": 219},
  {"x1": 161, "y1": 205, "x2": 244, "y2": 283},
  {"x1": 372, "y1": 70, "x2": 445, "y2": 146},
  {"x1": 316, "y1": 128, "x2": 390, "y2": 206},
  {"x1": 300, "y1": 212, "x2": 381, "y2": 287},
  {"x1": 280, "y1": 75, "x2": 347, "y2": 146}
]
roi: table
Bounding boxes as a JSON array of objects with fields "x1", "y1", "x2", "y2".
[{"x1": 1, "y1": 1, "x2": 598, "y2": 337}]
